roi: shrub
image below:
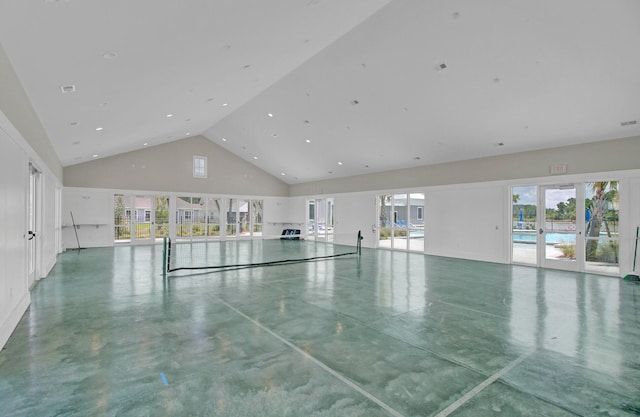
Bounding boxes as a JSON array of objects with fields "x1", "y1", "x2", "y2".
[{"x1": 558, "y1": 242, "x2": 576, "y2": 259}]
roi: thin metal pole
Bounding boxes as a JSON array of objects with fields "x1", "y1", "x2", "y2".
[{"x1": 70, "y1": 211, "x2": 82, "y2": 250}]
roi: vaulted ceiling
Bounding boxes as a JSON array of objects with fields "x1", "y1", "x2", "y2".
[{"x1": 1, "y1": 0, "x2": 639, "y2": 184}]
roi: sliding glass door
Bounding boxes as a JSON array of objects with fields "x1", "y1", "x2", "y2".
[{"x1": 377, "y1": 193, "x2": 424, "y2": 252}]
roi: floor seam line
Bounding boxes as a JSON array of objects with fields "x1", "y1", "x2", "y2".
[
  {"x1": 434, "y1": 350, "x2": 533, "y2": 417},
  {"x1": 210, "y1": 294, "x2": 406, "y2": 417}
]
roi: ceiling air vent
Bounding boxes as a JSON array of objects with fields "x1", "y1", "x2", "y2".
[
  {"x1": 60, "y1": 85, "x2": 76, "y2": 93},
  {"x1": 621, "y1": 120, "x2": 637, "y2": 127}
]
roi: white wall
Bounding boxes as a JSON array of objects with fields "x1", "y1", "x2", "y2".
[
  {"x1": 64, "y1": 136, "x2": 289, "y2": 197},
  {"x1": 263, "y1": 196, "x2": 303, "y2": 239},
  {"x1": 622, "y1": 177, "x2": 640, "y2": 275},
  {"x1": 62, "y1": 188, "x2": 114, "y2": 249},
  {"x1": 424, "y1": 184, "x2": 508, "y2": 264},
  {"x1": 334, "y1": 193, "x2": 377, "y2": 247},
  {"x1": 289, "y1": 136, "x2": 640, "y2": 196}
]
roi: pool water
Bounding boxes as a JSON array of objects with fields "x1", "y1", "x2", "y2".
[{"x1": 512, "y1": 232, "x2": 576, "y2": 244}]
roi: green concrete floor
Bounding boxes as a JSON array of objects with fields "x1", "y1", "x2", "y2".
[{"x1": 1, "y1": 240, "x2": 639, "y2": 417}]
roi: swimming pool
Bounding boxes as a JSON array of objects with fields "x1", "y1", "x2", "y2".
[{"x1": 512, "y1": 232, "x2": 576, "y2": 244}]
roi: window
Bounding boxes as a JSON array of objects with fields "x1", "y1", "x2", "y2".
[{"x1": 193, "y1": 155, "x2": 207, "y2": 178}]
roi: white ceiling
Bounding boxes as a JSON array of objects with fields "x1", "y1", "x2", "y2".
[{"x1": 1, "y1": 0, "x2": 639, "y2": 184}]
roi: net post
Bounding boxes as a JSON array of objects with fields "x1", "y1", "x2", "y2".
[{"x1": 162, "y1": 237, "x2": 168, "y2": 279}]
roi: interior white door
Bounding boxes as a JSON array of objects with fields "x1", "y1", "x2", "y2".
[{"x1": 27, "y1": 163, "x2": 39, "y2": 287}]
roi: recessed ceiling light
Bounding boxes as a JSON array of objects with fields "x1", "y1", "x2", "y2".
[
  {"x1": 253, "y1": 156, "x2": 258, "y2": 160},
  {"x1": 305, "y1": 139, "x2": 311, "y2": 143},
  {"x1": 166, "y1": 114, "x2": 173, "y2": 118},
  {"x1": 222, "y1": 103, "x2": 228, "y2": 107},
  {"x1": 60, "y1": 85, "x2": 76, "y2": 93},
  {"x1": 92, "y1": 154, "x2": 98, "y2": 158},
  {"x1": 281, "y1": 172, "x2": 286, "y2": 176},
  {"x1": 268, "y1": 113, "x2": 273, "y2": 118},
  {"x1": 143, "y1": 142, "x2": 148, "y2": 146},
  {"x1": 95, "y1": 127, "x2": 103, "y2": 131},
  {"x1": 337, "y1": 161, "x2": 343, "y2": 165},
  {"x1": 185, "y1": 132, "x2": 191, "y2": 136},
  {"x1": 221, "y1": 137, "x2": 227, "y2": 142}
]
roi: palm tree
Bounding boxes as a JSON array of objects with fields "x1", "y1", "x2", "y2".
[
  {"x1": 378, "y1": 195, "x2": 392, "y2": 239},
  {"x1": 585, "y1": 181, "x2": 618, "y2": 262}
]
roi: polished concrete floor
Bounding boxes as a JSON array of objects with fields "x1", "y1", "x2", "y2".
[{"x1": 1, "y1": 240, "x2": 639, "y2": 416}]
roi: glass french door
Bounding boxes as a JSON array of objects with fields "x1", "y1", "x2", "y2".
[
  {"x1": 307, "y1": 198, "x2": 334, "y2": 242},
  {"x1": 377, "y1": 193, "x2": 424, "y2": 252},
  {"x1": 226, "y1": 198, "x2": 262, "y2": 239},
  {"x1": 511, "y1": 186, "x2": 537, "y2": 265},
  {"x1": 252, "y1": 200, "x2": 263, "y2": 237},
  {"x1": 206, "y1": 198, "x2": 221, "y2": 238},
  {"x1": 115, "y1": 194, "x2": 168, "y2": 243},
  {"x1": 513, "y1": 182, "x2": 619, "y2": 275},
  {"x1": 132, "y1": 195, "x2": 153, "y2": 244},
  {"x1": 540, "y1": 185, "x2": 583, "y2": 271},
  {"x1": 584, "y1": 181, "x2": 619, "y2": 275},
  {"x1": 154, "y1": 195, "x2": 170, "y2": 242}
]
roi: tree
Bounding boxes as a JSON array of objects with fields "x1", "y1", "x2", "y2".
[
  {"x1": 379, "y1": 195, "x2": 391, "y2": 227},
  {"x1": 114, "y1": 194, "x2": 126, "y2": 225},
  {"x1": 585, "y1": 181, "x2": 618, "y2": 262}
]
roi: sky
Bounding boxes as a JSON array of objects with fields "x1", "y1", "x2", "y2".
[{"x1": 513, "y1": 186, "x2": 575, "y2": 209}]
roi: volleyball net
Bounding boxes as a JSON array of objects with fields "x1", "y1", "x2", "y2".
[{"x1": 163, "y1": 230, "x2": 362, "y2": 273}]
